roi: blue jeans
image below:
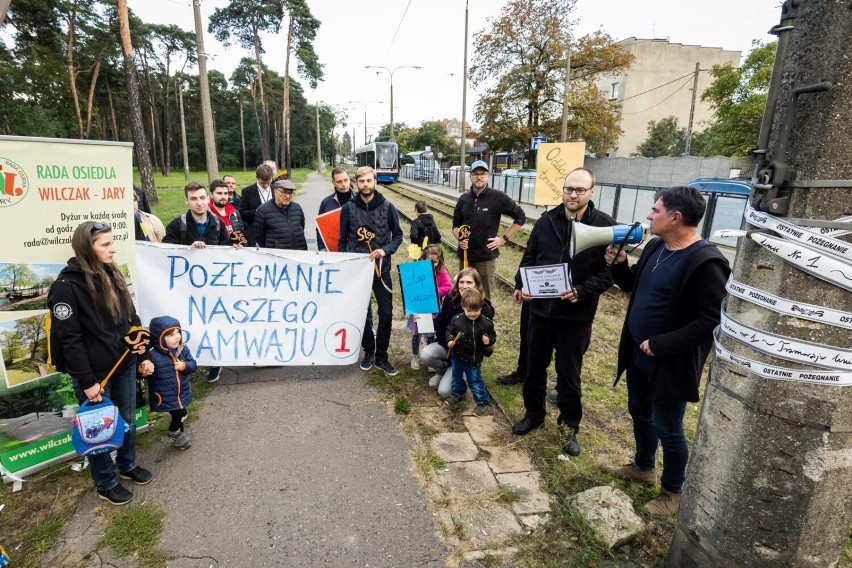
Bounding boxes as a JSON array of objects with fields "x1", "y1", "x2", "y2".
[
  {"x1": 626, "y1": 344, "x2": 688, "y2": 494},
  {"x1": 73, "y1": 363, "x2": 138, "y2": 491},
  {"x1": 450, "y1": 355, "x2": 489, "y2": 405}
]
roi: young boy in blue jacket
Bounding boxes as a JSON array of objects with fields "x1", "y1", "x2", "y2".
[{"x1": 142, "y1": 316, "x2": 197, "y2": 449}]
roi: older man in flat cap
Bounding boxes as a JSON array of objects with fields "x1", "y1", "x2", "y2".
[{"x1": 253, "y1": 179, "x2": 307, "y2": 250}]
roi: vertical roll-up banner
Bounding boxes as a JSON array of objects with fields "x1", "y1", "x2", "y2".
[{"x1": 0, "y1": 136, "x2": 144, "y2": 483}]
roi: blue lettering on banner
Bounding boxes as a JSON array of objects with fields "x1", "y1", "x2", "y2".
[
  {"x1": 187, "y1": 327, "x2": 318, "y2": 363},
  {"x1": 168, "y1": 255, "x2": 343, "y2": 294}
]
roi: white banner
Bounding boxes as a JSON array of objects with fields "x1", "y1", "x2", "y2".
[
  {"x1": 135, "y1": 243, "x2": 374, "y2": 366},
  {"x1": 745, "y1": 205, "x2": 852, "y2": 263},
  {"x1": 748, "y1": 232, "x2": 852, "y2": 292},
  {"x1": 726, "y1": 277, "x2": 852, "y2": 330}
]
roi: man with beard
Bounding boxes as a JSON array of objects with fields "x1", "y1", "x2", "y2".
[
  {"x1": 338, "y1": 166, "x2": 403, "y2": 376},
  {"x1": 208, "y1": 179, "x2": 245, "y2": 243},
  {"x1": 317, "y1": 167, "x2": 355, "y2": 251}
]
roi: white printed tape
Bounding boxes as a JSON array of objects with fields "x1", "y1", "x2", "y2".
[
  {"x1": 719, "y1": 310, "x2": 852, "y2": 371},
  {"x1": 749, "y1": 232, "x2": 852, "y2": 292},
  {"x1": 714, "y1": 330, "x2": 852, "y2": 386},
  {"x1": 745, "y1": 206, "x2": 852, "y2": 264},
  {"x1": 726, "y1": 277, "x2": 852, "y2": 330}
]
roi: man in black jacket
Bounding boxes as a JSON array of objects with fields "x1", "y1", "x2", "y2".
[
  {"x1": 163, "y1": 182, "x2": 231, "y2": 248},
  {"x1": 238, "y1": 163, "x2": 275, "y2": 247},
  {"x1": 254, "y1": 179, "x2": 307, "y2": 250},
  {"x1": 339, "y1": 166, "x2": 403, "y2": 376},
  {"x1": 162, "y1": 181, "x2": 231, "y2": 383},
  {"x1": 511, "y1": 167, "x2": 616, "y2": 459},
  {"x1": 603, "y1": 185, "x2": 730, "y2": 517},
  {"x1": 452, "y1": 160, "x2": 526, "y2": 299}
]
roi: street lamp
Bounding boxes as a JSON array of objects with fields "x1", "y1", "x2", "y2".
[
  {"x1": 364, "y1": 65, "x2": 421, "y2": 141},
  {"x1": 347, "y1": 100, "x2": 382, "y2": 148}
]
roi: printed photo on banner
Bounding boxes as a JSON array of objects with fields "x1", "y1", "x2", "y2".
[
  {"x1": 135, "y1": 243, "x2": 374, "y2": 366},
  {"x1": 520, "y1": 263, "x2": 570, "y2": 298}
]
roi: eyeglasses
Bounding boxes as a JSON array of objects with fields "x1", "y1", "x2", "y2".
[
  {"x1": 563, "y1": 186, "x2": 592, "y2": 195},
  {"x1": 471, "y1": 172, "x2": 488, "y2": 178}
]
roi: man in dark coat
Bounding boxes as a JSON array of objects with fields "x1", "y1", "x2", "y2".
[
  {"x1": 317, "y1": 167, "x2": 355, "y2": 251},
  {"x1": 254, "y1": 179, "x2": 307, "y2": 250},
  {"x1": 511, "y1": 167, "x2": 616, "y2": 458},
  {"x1": 603, "y1": 185, "x2": 730, "y2": 517},
  {"x1": 238, "y1": 163, "x2": 275, "y2": 247}
]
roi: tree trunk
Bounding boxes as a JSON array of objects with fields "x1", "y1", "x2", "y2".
[
  {"x1": 65, "y1": 4, "x2": 84, "y2": 139},
  {"x1": 669, "y1": 2, "x2": 852, "y2": 566},
  {"x1": 251, "y1": 82, "x2": 263, "y2": 160},
  {"x1": 84, "y1": 58, "x2": 100, "y2": 139},
  {"x1": 239, "y1": 95, "x2": 246, "y2": 170},
  {"x1": 282, "y1": 15, "x2": 294, "y2": 176},
  {"x1": 162, "y1": 71, "x2": 172, "y2": 177},
  {"x1": 106, "y1": 80, "x2": 118, "y2": 140},
  {"x1": 116, "y1": 0, "x2": 156, "y2": 203},
  {"x1": 252, "y1": 21, "x2": 270, "y2": 160}
]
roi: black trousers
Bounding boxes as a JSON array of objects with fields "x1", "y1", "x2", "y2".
[
  {"x1": 522, "y1": 313, "x2": 592, "y2": 431},
  {"x1": 361, "y1": 268, "x2": 393, "y2": 362},
  {"x1": 515, "y1": 300, "x2": 530, "y2": 378}
]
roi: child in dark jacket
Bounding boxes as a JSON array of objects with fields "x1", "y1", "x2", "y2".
[
  {"x1": 445, "y1": 289, "x2": 496, "y2": 416},
  {"x1": 144, "y1": 316, "x2": 197, "y2": 449}
]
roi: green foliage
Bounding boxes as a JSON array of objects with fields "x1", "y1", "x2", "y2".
[
  {"x1": 470, "y1": 0, "x2": 633, "y2": 155},
  {"x1": 634, "y1": 116, "x2": 686, "y2": 157},
  {"x1": 394, "y1": 394, "x2": 411, "y2": 415},
  {"x1": 693, "y1": 40, "x2": 776, "y2": 157},
  {"x1": 100, "y1": 504, "x2": 170, "y2": 567}
]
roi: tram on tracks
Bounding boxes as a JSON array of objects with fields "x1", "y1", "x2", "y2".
[{"x1": 354, "y1": 141, "x2": 399, "y2": 183}]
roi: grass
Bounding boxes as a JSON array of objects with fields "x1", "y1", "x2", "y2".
[
  {"x1": 393, "y1": 394, "x2": 411, "y2": 415},
  {"x1": 99, "y1": 503, "x2": 170, "y2": 567}
]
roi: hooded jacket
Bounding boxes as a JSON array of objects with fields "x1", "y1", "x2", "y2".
[
  {"x1": 48, "y1": 259, "x2": 142, "y2": 391},
  {"x1": 410, "y1": 213, "x2": 441, "y2": 247},
  {"x1": 611, "y1": 237, "x2": 731, "y2": 403},
  {"x1": 452, "y1": 186, "x2": 526, "y2": 262},
  {"x1": 146, "y1": 315, "x2": 196, "y2": 412},
  {"x1": 162, "y1": 210, "x2": 230, "y2": 246},
  {"x1": 514, "y1": 201, "x2": 616, "y2": 323}
]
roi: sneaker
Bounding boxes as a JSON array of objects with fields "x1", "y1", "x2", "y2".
[
  {"x1": 359, "y1": 351, "x2": 374, "y2": 371},
  {"x1": 602, "y1": 462, "x2": 657, "y2": 486},
  {"x1": 563, "y1": 428, "x2": 581, "y2": 456},
  {"x1": 471, "y1": 404, "x2": 490, "y2": 417},
  {"x1": 119, "y1": 465, "x2": 153, "y2": 485},
  {"x1": 410, "y1": 356, "x2": 420, "y2": 370},
  {"x1": 97, "y1": 483, "x2": 133, "y2": 505},
  {"x1": 375, "y1": 359, "x2": 398, "y2": 376},
  {"x1": 444, "y1": 393, "x2": 464, "y2": 405},
  {"x1": 428, "y1": 373, "x2": 442, "y2": 388},
  {"x1": 167, "y1": 430, "x2": 192, "y2": 450},
  {"x1": 497, "y1": 371, "x2": 524, "y2": 385},
  {"x1": 206, "y1": 367, "x2": 221, "y2": 383},
  {"x1": 643, "y1": 488, "x2": 681, "y2": 516}
]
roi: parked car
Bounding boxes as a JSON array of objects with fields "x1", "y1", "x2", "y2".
[
  {"x1": 502, "y1": 169, "x2": 519, "y2": 176},
  {"x1": 516, "y1": 169, "x2": 537, "y2": 177}
]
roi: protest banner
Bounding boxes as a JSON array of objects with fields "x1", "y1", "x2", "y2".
[
  {"x1": 0, "y1": 136, "x2": 144, "y2": 482},
  {"x1": 533, "y1": 142, "x2": 586, "y2": 206},
  {"x1": 315, "y1": 208, "x2": 341, "y2": 252},
  {"x1": 135, "y1": 243, "x2": 374, "y2": 366},
  {"x1": 398, "y1": 259, "x2": 439, "y2": 316}
]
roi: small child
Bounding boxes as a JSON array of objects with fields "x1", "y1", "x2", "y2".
[
  {"x1": 410, "y1": 244, "x2": 452, "y2": 370},
  {"x1": 445, "y1": 289, "x2": 496, "y2": 416},
  {"x1": 410, "y1": 200, "x2": 441, "y2": 248},
  {"x1": 143, "y1": 316, "x2": 197, "y2": 449}
]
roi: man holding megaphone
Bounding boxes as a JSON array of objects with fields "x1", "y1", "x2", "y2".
[{"x1": 511, "y1": 167, "x2": 619, "y2": 457}]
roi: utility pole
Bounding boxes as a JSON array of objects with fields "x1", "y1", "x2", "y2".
[
  {"x1": 560, "y1": 37, "x2": 572, "y2": 142},
  {"x1": 684, "y1": 61, "x2": 700, "y2": 155},
  {"x1": 458, "y1": 0, "x2": 469, "y2": 192},
  {"x1": 192, "y1": 0, "x2": 218, "y2": 181},
  {"x1": 669, "y1": 2, "x2": 852, "y2": 566},
  {"x1": 315, "y1": 101, "x2": 322, "y2": 174}
]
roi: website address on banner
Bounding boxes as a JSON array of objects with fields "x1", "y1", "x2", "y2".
[
  {"x1": 5, "y1": 433, "x2": 71, "y2": 462},
  {"x1": 24, "y1": 236, "x2": 72, "y2": 247}
]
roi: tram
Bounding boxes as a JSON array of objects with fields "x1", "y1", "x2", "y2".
[{"x1": 354, "y1": 141, "x2": 399, "y2": 183}]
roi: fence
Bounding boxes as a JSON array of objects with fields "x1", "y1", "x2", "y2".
[{"x1": 399, "y1": 166, "x2": 747, "y2": 248}]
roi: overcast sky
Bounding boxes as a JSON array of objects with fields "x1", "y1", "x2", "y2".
[{"x1": 127, "y1": 0, "x2": 782, "y2": 144}]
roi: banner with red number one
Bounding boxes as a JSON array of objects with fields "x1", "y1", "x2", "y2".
[{"x1": 135, "y1": 242, "x2": 374, "y2": 366}]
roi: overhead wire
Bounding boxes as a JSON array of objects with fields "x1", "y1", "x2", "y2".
[
  {"x1": 380, "y1": 0, "x2": 413, "y2": 65},
  {"x1": 620, "y1": 76, "x2": 696, "y2": 115}
]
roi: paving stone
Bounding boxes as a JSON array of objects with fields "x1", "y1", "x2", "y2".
[
  {"x1": 495, "y1": 471, "x2": 552, "y2": 515},
  {"x1": 440, "y1": 461, "x2": 499, "y2": 493},
  {"x1": 463, "y1": 546, "x2": 519, "y2": 562},
  {"x1": 518, "y1": 513, "x2": 549, "y2": 530},
  {"x1": 432, "y1": 432, "x2": 479, "y2": 462},
  {"x1": 463, "y1": 414, "x2": 505, "y2": 446},
  {"x1": 570, "y1": 485, "x2": 645, "y2": 548},
  {"x1": 450, "y1": 501, "x2": 524, "y2": 549},
  {"x1": 480, "y1": 444, "x2": 534, "y2": 474}
]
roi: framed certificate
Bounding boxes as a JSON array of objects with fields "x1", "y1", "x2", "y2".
[{"x1": 519, "y1": 263, "x2": 570, "y2": 298}]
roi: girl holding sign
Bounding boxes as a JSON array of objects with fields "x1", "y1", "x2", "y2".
[{"x1": 409, "y1": 245, "x2": 452, "y2": 369}]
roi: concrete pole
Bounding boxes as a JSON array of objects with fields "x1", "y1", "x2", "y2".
[
  {"x1": 684, "y1": 61, "x2": 699, "y2": 155},
  {"x1": 316, "y1": 101, "x2": 322, "y2": 174},
  {"x1": 669, "y1": 2, "x2": 852, "y2": 566},
  {"x1": 177, "y1": 78, "x2": 189, "y2": 181},
  {"x1": 458, "y1": 0, "x2": 469, "y2": 192},
  {"x1": 192, "y1": 0, "x2": 218, "y2": 181}
]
